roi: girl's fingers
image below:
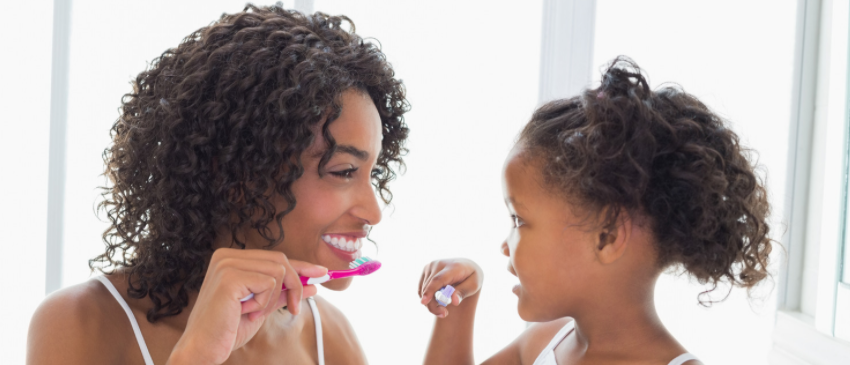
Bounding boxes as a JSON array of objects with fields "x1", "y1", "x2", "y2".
[
  {"x1": 418, "y1": 263, "x2": 431, "y2": 298},
  {"x1": 427, "y1": 299, "x2": 449, "y2": 318},
  {"x1": 420, "y1": 267, "x2": 465, "y2": 306},
  {"x1": 449, "y1": 275, "x2": 479, "y2": 306}
]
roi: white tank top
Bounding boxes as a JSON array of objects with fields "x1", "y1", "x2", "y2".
[
  {"x1": 531, "y1": 320, "x2": 700, "y2": 365},
  {"x1": 96, "y1": 276, "x2": 325, "y2": 365}
]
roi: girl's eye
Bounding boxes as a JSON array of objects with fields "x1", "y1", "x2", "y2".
[
  {"x1": 511, "y1": 215, "x2": 524, "y2": 228},
  {"x1": 330, "y1": 167, "x2": 358, "y2": 179}
]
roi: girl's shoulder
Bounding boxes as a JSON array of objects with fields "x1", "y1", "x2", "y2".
[
  {"x1": 517, "y1": 317, "x2": 574, "y2": 363},
  {"x1": 27, "y1": 276, "x2": 138, "y2": 364},
  {"x1": 482, "y1": 317, "x2": 574, "y2": 364}
]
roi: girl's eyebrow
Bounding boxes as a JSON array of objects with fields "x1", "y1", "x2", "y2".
[{"x1": 505, "y1": 197, "x2": 526, "y2": 210}]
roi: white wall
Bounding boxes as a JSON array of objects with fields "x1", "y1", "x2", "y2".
[
  {"x1": 311, "y1": 1, "x2": 542, "y2": 363},
  {"x1": 593, "y1": 1, "x2": 796, "y2": 364},
  {"x1": 0, "y1": 1, "x2": 54, "y2": 364}
]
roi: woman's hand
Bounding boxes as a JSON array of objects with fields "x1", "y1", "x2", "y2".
[
  {"x1": 167, "y1": 248, "x2": 328, "y2": 365},
  {"x1": 418, "y1": 258, "x2": 483, "y2": 318}
]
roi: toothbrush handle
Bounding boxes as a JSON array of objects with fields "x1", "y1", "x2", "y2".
[{"x1": 239, "y1": 274, "x2": 330, "y2": 302}]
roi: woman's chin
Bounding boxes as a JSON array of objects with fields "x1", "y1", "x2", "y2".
[{"x1": 321, "y1": 277, "x2": 353, "y2": 291}]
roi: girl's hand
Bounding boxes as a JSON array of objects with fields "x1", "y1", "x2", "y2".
[
  {"x1": 167, "y1": 248, "x2": 328, "y2": 365},
  {"x1": 418, "y1": 258, "x2": 483, "y2": 318}
]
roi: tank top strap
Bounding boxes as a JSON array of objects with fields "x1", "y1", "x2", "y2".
[
  {"x1": 306, "y1": 297, "x2": 325, "y2": 365},
  {"x1": 668, "y1": 352, "x2": 699, "y2": 365},
  {"x1": 95, "y1": 276, "x2": 155, "y2": 365},
  {"x1": 531, "y1": 320, "x2": 575, "y2": 365}
]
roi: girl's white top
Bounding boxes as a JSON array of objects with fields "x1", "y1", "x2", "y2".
[
  {"x1": 96, "y1": 276, "x2": 325, "y2": 365},
  {"x1": 531, "y1": 320, "x2": 700, "y2": 365}
]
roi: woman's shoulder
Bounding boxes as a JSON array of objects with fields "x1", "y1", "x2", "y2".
[
  {"x1": 310, "y1": 295, "x2": 359, "y2": 342},
  {"x1": 311, "y1": 295, "x2": 368, "y2": 364},
  {"x1": 27, "y1": 276, "x2": 137, "y2": 364}
]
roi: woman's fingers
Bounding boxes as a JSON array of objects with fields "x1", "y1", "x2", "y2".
[
  {"x1": 280, "y1": 258, "x2": 304, "y2": 316},
  {"x1": 215, "y1": 258, "x2": 286, "y2": 318},
  {"x1": 210, "y1": 250, "x2": 330, "y2": 316},
  {"x1": 289, "y1": 260, "x2": 328, "y2": 278},
  {"x1": 234, "y1": 270, "x2": 279, "y2": 316}
]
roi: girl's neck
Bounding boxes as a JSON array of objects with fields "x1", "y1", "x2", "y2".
[{"x1": 567, "y1": 275, "x2": 683, "y2": 358}]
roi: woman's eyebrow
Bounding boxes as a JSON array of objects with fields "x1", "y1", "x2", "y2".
[
  {"x1": 314, "y1": 144, "x2": 369, "y2": 160},
  {"x1": 336, "y1": 145, "x2": 369, "y2": 160}
]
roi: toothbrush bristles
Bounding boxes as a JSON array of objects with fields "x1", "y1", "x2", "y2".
[{"x1": 349, "y1": 257, "x2": 373, "y2": 269}]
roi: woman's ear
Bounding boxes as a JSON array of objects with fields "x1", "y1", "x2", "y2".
[{"x1": 594, "y1": 209, "x2": 632, "y2": 265}]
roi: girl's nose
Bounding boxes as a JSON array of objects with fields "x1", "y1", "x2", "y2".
[{"x1": 501, "y1": 241, "x2": 510, "y2": 256}]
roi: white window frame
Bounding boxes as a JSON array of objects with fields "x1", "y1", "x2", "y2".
[{"x1": 771, "y1": 0, "x2": 850, "y2": 363}]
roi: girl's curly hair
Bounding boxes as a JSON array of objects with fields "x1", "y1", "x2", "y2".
[
  {"x1": 520, "y1": 57, "x2": 771, "y2": 303},
  {"x1": 91, "y1": 4, "x2": 409, "y2": 322}
]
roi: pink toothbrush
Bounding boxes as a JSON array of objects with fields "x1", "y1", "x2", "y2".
[{"x1": 240, "y1": 257, "x2": 381, "y2": 302}]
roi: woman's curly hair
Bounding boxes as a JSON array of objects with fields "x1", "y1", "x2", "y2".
[
  {"x1": 91, "y1": 4, "x2": 409, "y2": 322},
  {"x1": 520, "y1": 57, "x2": 771, "y2": 303}
]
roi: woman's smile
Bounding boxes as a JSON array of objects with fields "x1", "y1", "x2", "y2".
[{"x1": 321, "y1": 233, "x2": 365, "y2": 262}]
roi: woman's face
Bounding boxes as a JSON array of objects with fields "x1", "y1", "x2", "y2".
[
  {"x1": 501, "y1": 146, "x2": 600, "y2": 321},
  {"x1": 269, "y1": 89, "x2": 384, "y2": 290}
]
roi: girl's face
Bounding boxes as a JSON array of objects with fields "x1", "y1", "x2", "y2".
[
  {"x1": 501, "y1": 146, "x2": 600, "y2": 321},
  {"x1": 261, "y1": 89, "x2": 384, "y2": 291}
]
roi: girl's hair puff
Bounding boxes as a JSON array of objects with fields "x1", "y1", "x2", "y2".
[{"x1": 519, "y1": 56, "x2": 771, "y2": 303}]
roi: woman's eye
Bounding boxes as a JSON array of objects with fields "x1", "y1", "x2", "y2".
[
  {"x1": 511, "y1": 215, "x2": 524, "y2": 228},
  {"x1": 330, "y1": 167, "x2": 358, "y2": 179}
]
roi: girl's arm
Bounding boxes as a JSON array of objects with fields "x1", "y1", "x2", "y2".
[
  {"x1": 423, "y1": 291, "x2": 479, "y2": 365},
  {"x1": 418, "y1": 259, "x2": 483, "y2": 365},
  {"x1": 418, "y1": 259, "x2": 566, "y2": 365}
]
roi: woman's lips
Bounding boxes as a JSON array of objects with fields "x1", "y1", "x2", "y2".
[
  {"x1": 321, "y1": 234, "x2": 363, "y2": 262},
  {"x1": 512, "y1": 284, "x2": 521, "y2": 296}
]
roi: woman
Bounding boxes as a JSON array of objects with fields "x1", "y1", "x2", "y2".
[{"x1": 27, "y1": 4, "x2": 409, "y2": 364}]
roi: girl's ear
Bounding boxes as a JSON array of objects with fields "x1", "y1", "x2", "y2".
[{"x1": 594, "y1": 209, "x2": 632, "y2": 265}]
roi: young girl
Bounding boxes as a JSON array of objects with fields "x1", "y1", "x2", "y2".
[{"x1": 417, "y1": 58, "x2": 771, "y2": 365}]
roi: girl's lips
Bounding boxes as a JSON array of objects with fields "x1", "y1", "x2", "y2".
[{"x1": 512, "y1": 284, "x2": 521, "y2": 296}]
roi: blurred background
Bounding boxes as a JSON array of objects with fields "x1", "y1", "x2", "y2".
[{"x1": 3, "y1": 0, "x2": 849, "y2": 364}]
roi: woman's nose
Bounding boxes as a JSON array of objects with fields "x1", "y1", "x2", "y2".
[
  {"x1": 351, "y1": 180, "x2": 382, "y2": 225},
  {"x1": 501, "y1": 241, "x2": 510, "y2": 256}
]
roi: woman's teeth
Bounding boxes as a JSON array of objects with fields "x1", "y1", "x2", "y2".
[{"x1": 321, "y1": 235, "x2": 363, "y2": 252}]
